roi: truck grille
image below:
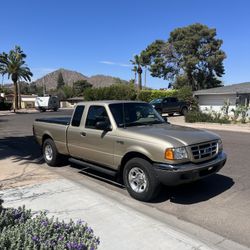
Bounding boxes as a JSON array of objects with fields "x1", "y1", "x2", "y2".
[{"x1": 190, "y1": 141, "x2": 218, "y2": 161}]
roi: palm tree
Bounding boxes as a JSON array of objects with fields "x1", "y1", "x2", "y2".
[
  {"x1": 0, "y1": 46, "x2": 33, "y2": 111},
  {"x1": 130, "y1": 55, "x2": 143, "y2": 91},
  {"x1": 132, "y1": 65, "x2": 137, "y2": 85}
]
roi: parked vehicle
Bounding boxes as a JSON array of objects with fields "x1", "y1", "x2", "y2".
[
  {"x1": 35, "y1": 96, "x2": 59, "y2": 112},
  {"x1": 150, "y1": 97, "x2": 189, "y2": 116},
  {"x1": 33, "y1": 101, "x2": 227, "y2": 201}
]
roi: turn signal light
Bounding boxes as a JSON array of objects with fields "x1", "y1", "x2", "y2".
[{"x1": 165, "y1": 149, "x2": 174, "y2": 160}]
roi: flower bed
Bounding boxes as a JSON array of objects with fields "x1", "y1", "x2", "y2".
[{"x1": 0, "y1": 204, "x2": 100, "y2": 250}]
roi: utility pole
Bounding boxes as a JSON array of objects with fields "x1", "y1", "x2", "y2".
[{"x1": 43, "y1": 78, "x2": 46, "y2": 96}]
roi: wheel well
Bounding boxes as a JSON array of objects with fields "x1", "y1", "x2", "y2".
[
  {"x1": 42, "y1": 134, "x2": 52, "y2": 145},
  {"x1": 119, "y1": 152, "x2": 152, "y2": 178}
]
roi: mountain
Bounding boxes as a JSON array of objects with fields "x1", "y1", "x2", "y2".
[{"x1": 35, "y1": 68, "x2": 128, "y2": 90}]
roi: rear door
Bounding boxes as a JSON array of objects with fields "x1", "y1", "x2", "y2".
[
  {"x1": 67, "y1": 105, "x2": 115, "y2": 168},
  {"x1": 163, "y1": 97, "x2": 178, "y2": 113}
]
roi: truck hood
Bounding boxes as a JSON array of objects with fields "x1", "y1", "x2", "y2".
[{"x1": 119, "y1": 123, "x2": 220, "y2": 147}]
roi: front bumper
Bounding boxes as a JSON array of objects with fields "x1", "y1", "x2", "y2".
[{"x1": 153, "y1": 152, "x2": 227, "y2": 186}]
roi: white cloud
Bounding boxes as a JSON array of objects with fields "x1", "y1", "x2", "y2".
[
  {"x1": 99, "y1": 61, "x2": 131, "y2": 68},
  {"x1": 32, "y1": 67, "x2": 56, "y2": 74}
]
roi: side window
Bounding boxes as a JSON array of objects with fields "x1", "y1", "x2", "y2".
[
  {"x1": 85, "y1": 106, "x2": 110, "y2": 129},
  {"x1": 71, "y1": 105, "x2": 85, "y2": 127},
  {"x1": 163, "y1": 98, "x2": 168, "y2": 103}
]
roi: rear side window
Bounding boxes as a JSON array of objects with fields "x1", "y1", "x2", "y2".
[
  {"x1": 71, "y1": 105, "x2": 85, "y2": 127},
  {"x1": 85, "y1": 105, "x2": 110, "y2": 129}
]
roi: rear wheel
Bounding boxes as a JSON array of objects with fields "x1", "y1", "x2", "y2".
[
  {"x1": 123, "y1": 158, "x2": 160, "y2": 202},
  {"x1": 43, "y1": 138, "x2": 61, "y2": 166},
  {"x1": 181, "y1": 107, "x2": 188, "y2": 116}
]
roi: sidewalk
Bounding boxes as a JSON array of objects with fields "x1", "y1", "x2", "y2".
[
  {"x1": 168, "y1": 116, "x2": 250, "y2": 133},
  {"x1": 0, "y1": 108, "x2": 38, "y2": 116},
  {"x1": 0, "y1": 168, "x2": 248, "y2": 250}
]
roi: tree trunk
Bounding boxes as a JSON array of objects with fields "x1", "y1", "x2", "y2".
[
  {"x1": 138, "y1": 73, "x2": 142, "y2": 91},
  {"x1": 18, "y1": 82, "x2": 21, "y2": 109},
  {"x1": 144, "y1": 67, "x2": 147, "y2": 87},
  {"x1": 13, "y1": 81, "x2": 18, "y2": 111},
  {"x1": 134, "y1": 72, "x2": 137, "y2": 86}
]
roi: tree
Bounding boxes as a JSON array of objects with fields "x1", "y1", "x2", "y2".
[
  {"x1": 130, "y1": 55, "x2": 143, "y2": 91},
  {"x1": 142, "y1": 24, "x2": 226, "y2": 90},
  {"x1": 0, "y1": 46, "x2": 33, "y2": 111},
  {"x1": 132, "y1": 66, "x2": 137, "y2": 85},
  {"x1": 72, "y1": 80, "x2": 92, "y2": 96},
  {"x1": 57, "y1": 72, "x2": 65, "y2": 89}
]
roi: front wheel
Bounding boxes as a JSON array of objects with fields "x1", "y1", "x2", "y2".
[
  {"x1": 123, "y1": 158, "x2": 160, "y2": 202},
  {"x1": 42, "y1": 138, "x2": 61, "y2": 166}
]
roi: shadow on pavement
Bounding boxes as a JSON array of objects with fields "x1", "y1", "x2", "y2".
[
  {"x1": 152, "y1": 174, "x2": 234, "y2": 204},
  {"x1": 69, "y1": 163, "x2": 125, "y2": 189},
  {"x1": 0, "y1": 135, "x2": 43, "y2": 164}
]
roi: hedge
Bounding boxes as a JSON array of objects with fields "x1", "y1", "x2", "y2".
[{"x1": 137, "y1": 89, "x2": 178, "y2": 102}]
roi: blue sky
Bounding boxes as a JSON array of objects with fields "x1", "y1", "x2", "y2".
[{"x1": 1, "y1": 0, "x2": 250, "y2": 89}]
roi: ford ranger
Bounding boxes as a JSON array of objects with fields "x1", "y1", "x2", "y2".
[{"x1": 33, "y1": 101, "x2": 227, "y2": 201}]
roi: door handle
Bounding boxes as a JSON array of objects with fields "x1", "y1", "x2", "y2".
[{"x1": 80, "y1": 132, "x2": 86, "y2": 137}]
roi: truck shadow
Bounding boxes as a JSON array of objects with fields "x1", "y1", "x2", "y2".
[
  {"x1": 0, "y1": 135, "x2": 43, "y2": 164},
  {"x1": 152, "y1": 174, "x2": 234, "y2": 204},
  {"x1": 0, "y1": 135, "x2": 234, "y2": 204}
]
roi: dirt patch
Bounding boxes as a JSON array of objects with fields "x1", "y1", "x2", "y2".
[{"x1": 0, "y1": 157, "x2": 59, "y2": 190}]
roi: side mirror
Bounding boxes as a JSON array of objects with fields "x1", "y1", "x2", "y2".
[{"x1": 95, "y1": 121, "x2": 111, "y2": 131}]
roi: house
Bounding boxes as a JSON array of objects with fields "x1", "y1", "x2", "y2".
[
  {"x1": 4, "y1": 94, "x2": 37, "y2": 109},
  {"x1": 60, "y1": 97, "x2": 84, "y2": 108},
  {"x1": 193, "y1": 82, "x2": 250, "y2": 114}
]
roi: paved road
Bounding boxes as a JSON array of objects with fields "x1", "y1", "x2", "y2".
[{"x1": 0, "y1": 110, "x2": 250, "y2": 247}]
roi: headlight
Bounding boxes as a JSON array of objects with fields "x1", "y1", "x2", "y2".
[
  {"x1": 165, "y1": 147, "x2": 188, "y2": 160},
  {"x1": 218, "y1": 139, "x2": 223, "y2": 152}
]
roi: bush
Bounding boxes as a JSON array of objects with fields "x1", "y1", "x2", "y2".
[
  {"x1": 185, "y1": 110, "x2": 230, "y2": 124},
  {"x1": 84, "y1": 84, "x2": 137, "y2": 101},
  {"x1": 0, "y1": 206, "x2": 100, "y2": 250},
  {"x1": 137, "y1": 89, "x2": 178, "y2": 102},
  {"x1": 0, "y1": 102, "x2": 12, "y2": 110}
]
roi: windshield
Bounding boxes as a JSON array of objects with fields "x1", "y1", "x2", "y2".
[
  {"x1": 149, "y1": 98, "x2": 163, "y2": 104},
  {"x1": 109, "y1": 102, "x2": 165, "y2": 128}
]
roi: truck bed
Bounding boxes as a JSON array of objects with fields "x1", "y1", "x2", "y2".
[{"x1": 35, "y1": 116, "x2": 71, "y2": 126}]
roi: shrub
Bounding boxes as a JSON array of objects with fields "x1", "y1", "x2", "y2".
[
  {"x1": 231, "y1": 105, "x2": 249, "y2": 124},
  {"x1": 185, "y1": 110, "x2": 230, "y2": 124},
  {"x1": 137, "y1": 89, "x2": 177, "y2": 102},
  {"x1": 84, "y1": 84, "x2": 136, "y2": 101},
  {"x1": 0, "y1": 206, "x2": 100, "y2": 250}
]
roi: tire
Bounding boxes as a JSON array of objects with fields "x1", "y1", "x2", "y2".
[
  {"x1": 181, "y1": 107, "x2": 188, "y2": 116},
  {"x1": 123, "y1": 158, "x2": 160, "y2": 202},
  {"x1": 53, "y1": 108, "x2": 58, "y2": 112},
  {"x1": 42, "y1": 138, "x2": 61, "y2": 166}
]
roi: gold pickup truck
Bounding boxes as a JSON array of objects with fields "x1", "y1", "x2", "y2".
[{"x1": 33, "y1": 101, "x2": 227, "y2": 201}]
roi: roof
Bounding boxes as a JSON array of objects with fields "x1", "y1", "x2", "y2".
[{"x1": 194, "y1": 82, "x2": 250, "y2": 96}]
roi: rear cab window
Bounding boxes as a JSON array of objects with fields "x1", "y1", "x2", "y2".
[
  {"x1": 71, "y1": 105, "x2": 85, "y2": 127},
  {"x1": 85, "y1": 105, "x2": 111, "y2": 130}
]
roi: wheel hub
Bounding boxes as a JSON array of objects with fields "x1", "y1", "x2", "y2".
[
  {"x1": 128, "y1": 167, "x2": 148, "y2": 193},
  {"x1": 44, "y1": 144, "x2": 53, "y2": 161}
]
